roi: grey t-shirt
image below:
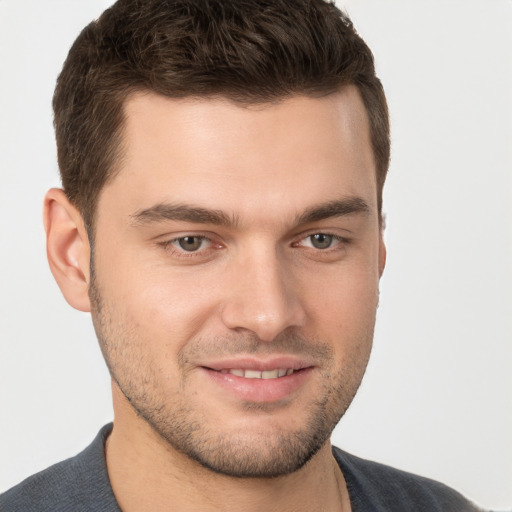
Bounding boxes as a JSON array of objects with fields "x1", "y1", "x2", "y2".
[{"x1": 0, "y1": 424, "x2": 482, "y2": 511}]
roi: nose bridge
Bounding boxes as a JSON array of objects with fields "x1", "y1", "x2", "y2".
[{"x1": 220, "y1": 244, "x2": 306, "y2": 341}]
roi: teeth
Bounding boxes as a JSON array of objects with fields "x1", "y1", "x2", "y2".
[
  {"x1": 245, "y1": 370, "x2": 262, "y2": 379},
  {"x1": 221, "y1": 368, "x2": 295, "y2": 379}
]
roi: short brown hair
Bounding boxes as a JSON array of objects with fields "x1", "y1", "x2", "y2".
[{"x1": 53, "y1": 0, "x2": 390, "y2": 231}]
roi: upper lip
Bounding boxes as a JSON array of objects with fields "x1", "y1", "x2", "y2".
[{"x1": 200, "y1": 356, "x2": 314, "y2": 372}]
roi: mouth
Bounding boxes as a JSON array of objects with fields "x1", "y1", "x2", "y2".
[
  {"x1": 210, "y1": 368, "x2": 296, "y2": 379},
  {"x1": 199, "y1": 359, "x2": 314, "y2": 403}
]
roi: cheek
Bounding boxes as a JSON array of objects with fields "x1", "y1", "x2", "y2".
[
  {"x1": 303, "y1": 259, "x2": 379, "y2": 311},
  {"x1": 301, "y1": 264, "x2": 379, "y2": 347},
  {"x1": 102, "y1": 262, "x2": 224, "y2": 349}
]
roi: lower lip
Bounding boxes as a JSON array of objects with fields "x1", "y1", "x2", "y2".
[{"x1": 201, "y1": 367, "x2": 313, "y2": 403}]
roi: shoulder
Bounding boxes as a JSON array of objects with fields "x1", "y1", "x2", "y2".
[
  {"x1": 332, "y1": 446, "x2": 483, "y2": 512},
  {"x1": 0, "y1": 424, "x2": 120, "y2": 512}
]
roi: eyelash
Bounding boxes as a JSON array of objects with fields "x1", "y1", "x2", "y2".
[
  {"x1": 158, "y1": 232, "x2": 351, "y2": 259},
  {"x1": 158, "y1": 236, "x2": 215, "y2": 257},
  {"x1": 293, "y1": 233, "x2": 350, "y2": 251}
]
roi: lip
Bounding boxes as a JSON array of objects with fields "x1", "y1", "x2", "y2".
[
  {"x1": 199, "y1": 356, "x2": 315, "y2": 403},
  {"x1": 201, "y1": 356, "x2": 314, "y2": 372}
]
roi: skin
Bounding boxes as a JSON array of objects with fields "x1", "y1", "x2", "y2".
[{"x1": 44, "y1": 86, "x2": 386, "y2": 512}]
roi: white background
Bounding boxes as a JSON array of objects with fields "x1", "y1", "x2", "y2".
[{"x1": 0, "y1": 1, "x2": 511, "y2": 509}]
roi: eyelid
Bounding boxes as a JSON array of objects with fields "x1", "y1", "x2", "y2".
[
  {"x1": 157, "y1": 233, "x2": 223, "y2": 258},
  {"x1": 292, "y1": 230, "x2": 351, "y2": 247},
  {"x1": 172, "y1": 235, "x2": 209, "y2": 248},
  {"x1": 296, "y1": 234, "x2": 343, "y2": 250}
]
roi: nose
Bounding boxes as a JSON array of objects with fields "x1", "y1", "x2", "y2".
[{"x1": 220, "y1": 248, "x2": 306, "y2": 342}]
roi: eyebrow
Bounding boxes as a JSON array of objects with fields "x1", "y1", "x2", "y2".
[
  {"x1": 296, "y1": 197, "x2": 371, "y2": 224},
  {"x1": 130, "y1": 196, "x2": 370, "y2": 228},
  {"x1": 130, "y1": 203, "x2": 236, "y2": 227}
]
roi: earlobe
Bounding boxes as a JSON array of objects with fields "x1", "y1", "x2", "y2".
[{"x1": 43, "y1": 188, "x2": 92, "y2": 312}]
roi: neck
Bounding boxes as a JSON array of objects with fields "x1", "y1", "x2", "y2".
[{"x1": 106, "y1": 391, "x2": 351, "y2": 512}]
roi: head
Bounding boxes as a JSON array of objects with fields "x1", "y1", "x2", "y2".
[{"x1": 46, "y1": 0, "x2": 389, "y2": 479}]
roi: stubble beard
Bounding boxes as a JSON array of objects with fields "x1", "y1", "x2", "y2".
[{"x1": 89, "y1": 277, "x2": 374, "y2": 479}]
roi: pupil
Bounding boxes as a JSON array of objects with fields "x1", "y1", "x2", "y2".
[
  {"x1": 312, "y1": 234, "x2": 332, "y2": 249},
  {"x1": 179, "y1": 237, "x2": 201, "y2": 251}
]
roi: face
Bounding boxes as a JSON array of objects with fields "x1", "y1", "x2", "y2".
[{"x1": 89, "y1": 87, "x2": 385, "y2": 478}]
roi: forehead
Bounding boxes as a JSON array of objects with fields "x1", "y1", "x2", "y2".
[
  {"x1": 99, "y1": 87, "x2": 377, "y2": 225},
  {"x1": 122, "y1": 87, "x2": 373, "y2": 167}
]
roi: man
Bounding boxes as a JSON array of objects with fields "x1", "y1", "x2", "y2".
[{"x1": 0, "y1": 0, "x2": 484, "y2": 510}]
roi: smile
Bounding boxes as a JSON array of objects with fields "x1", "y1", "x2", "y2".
[
  {"x1": 216, "y1": 368, "x2": 295, "y2": 379},
  {"x1": 201, "y1": 363, "x2": 313, "y2": 402}
]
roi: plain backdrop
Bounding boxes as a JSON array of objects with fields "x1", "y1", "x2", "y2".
[{"x1": 0, "y1": 1, "x2": 511, "y2": 509}]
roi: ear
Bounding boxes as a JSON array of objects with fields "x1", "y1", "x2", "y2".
[
  {"x1": 378, "y1": 222, "x2": 387, "y2": 278},
  {"x1": 43, "y1": 188, "x2": 91, "y2": 312}
]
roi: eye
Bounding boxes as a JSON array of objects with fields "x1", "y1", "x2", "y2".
[
  {"x1": 174, "y1": 236, "x2": 208, "y2": 252},
  {"x1": 292, "y1": 232, "x2": 349, "y2": 260},
  {"x1": 308, "y1": 233, "x2": 335, "y2": 249},
  {"x1": 297, "y1": 233, "x2": 341, "y2": 250},
  {"x1": 157, "y1": 234, "x2": 223, "y2": 261}
]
